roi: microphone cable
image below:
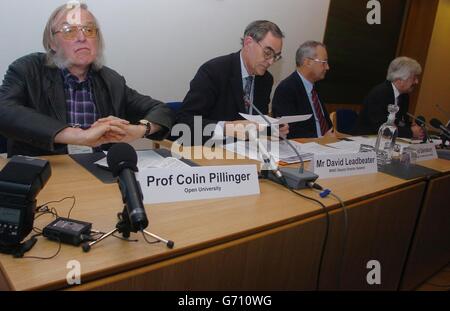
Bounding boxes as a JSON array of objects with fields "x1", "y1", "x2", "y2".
[
  {"x1": 248, "y1": 102, "x2": 348, "y2": 290},
  {"x1": 308, "y1": 182, "x2": 349, "y2": 290}
]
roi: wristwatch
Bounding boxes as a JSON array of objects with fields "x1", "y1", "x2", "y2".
[{"x1": 138, "y1": 119, "x2": 152, "y2": 138}]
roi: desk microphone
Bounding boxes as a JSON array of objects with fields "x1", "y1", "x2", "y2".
[
  {"x1": 430, "y1": 118, "x2": 450, "y2": 139},
  {"x1": 107, "y1": 143, "x2": 148, "y2": 232},
  {"x1": 248, "y1": 103, "x2": 318, "y2": 189},
  {"x1": 406, "y1": 113, "x2": 433, "y2": 143},
  {"x1": 247, "y1": 128, "x2": 283, "y2": 180},
  {"x1": 416, "y1": 116, "x2": 432, "y2": 143}
]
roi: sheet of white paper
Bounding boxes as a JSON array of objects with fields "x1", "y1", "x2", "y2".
[
  {"x1": 298, "y1": 142, "x2": 350, "y2": 154},
  {"x1": 326, "y1": 141, "x2": 363, "y2": 153},
  {"x1": 277, "y1": 114, "x2": 313, "y2": 124},
  {"x1": 95, "y1": 150, "x2": 167, "y2": 169},
  {"x1": 223, "y1": 140, "x2": 313, "y2": 164},
  {"x1": 345, "y1": 136, "x2": 378, "y2": 146},
  {"x1": 239, "y1": 113, "x2": 312, "y2": 125},
  {"x1": 142, "y1": 157, "x2": 190, "y2": 169}
]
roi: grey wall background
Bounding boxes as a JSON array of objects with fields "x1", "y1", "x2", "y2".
[{"x1": 0, "y1": 0, "x2": 330, "y2": 102}]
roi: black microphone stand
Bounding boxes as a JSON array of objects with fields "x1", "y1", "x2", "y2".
[
  {"x1": 248, "y1": 103, "x2": 318, "y2": 189},
  {"x1": 82, "y1": 206, "x2": 174, "y2": 252},
  {"x1": 421, "y1": 124, "x2": 433, "y2": 144}
]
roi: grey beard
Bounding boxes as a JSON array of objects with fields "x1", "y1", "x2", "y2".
[{"x1": 50, "y1": 49, "x2": 104, "y2": 70}]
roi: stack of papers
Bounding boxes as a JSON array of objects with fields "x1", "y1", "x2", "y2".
[{"x1": 223, "y1": 140, "x2": 350, "y2": 164}]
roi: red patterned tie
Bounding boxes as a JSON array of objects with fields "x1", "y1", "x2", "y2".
[{"x1": 311, "y1": 88, "x2": 329, "y2": 135}]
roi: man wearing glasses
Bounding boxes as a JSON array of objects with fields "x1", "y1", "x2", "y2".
[
  {"x1": 175, "y1": 20, "x2": 289, "y2": 145},
  {"x1": 0, "y1": 3, "x2": 173, "y2": 157},
  {"x1": 272, "y1": 41, "x2": 333, "y2": 138}
]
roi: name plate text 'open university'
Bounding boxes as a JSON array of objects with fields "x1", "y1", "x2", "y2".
[
  {"x1": 137, "y1": 165, "x2": 260, "y2": 204},
  {"x1": 313, "y1": 152, "x2": 378, "y2": 179}
]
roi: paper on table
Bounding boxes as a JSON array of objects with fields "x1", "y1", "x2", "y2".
[
  {"x1": 326, "y1": 141, "x2": 362, "y2": 153},
  {"x1": 345, "y1": 136, "x2": 377, "y2": 146},
  {"x1": 299, "y1": 142, "x2": 353, "y2": 154},
  {"x1": 223, "y1": 139, "x2": 314, "y2": 164},
  {"x1": 94, "y1": 150, "x2": 189, "y2": 170},
  {"x1": 140, "y1": 156, "x2": 190, "y2": 169},
  {"x1": 328, "y1": 137, "x2": 413, "y2": 153},
  {"x1": 239, "y1": 113, "x2": 312, "y2": 125}
]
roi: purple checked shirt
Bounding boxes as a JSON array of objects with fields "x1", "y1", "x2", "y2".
[{"x1": 62, "y1": 68, "x2": 97, "y2": 129}]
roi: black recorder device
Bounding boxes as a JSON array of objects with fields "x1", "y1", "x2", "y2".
[
  {"x1": 43, "y1": 217, "x2": 92, "y2": 246},
  {"x1": 0, "y1": 156, "x2": 51, "y2": 248}
]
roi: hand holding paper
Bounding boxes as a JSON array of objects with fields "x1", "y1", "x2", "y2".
[{"x1": 239, "y1": 113, "x2": 312, "y2": 125}]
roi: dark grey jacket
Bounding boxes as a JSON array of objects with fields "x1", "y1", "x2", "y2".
[{"x1": 0, "y1": 53, "x2": 174, "y2": 156}]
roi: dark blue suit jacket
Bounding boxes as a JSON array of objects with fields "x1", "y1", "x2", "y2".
[
  {"x1": 272, "y1": 71, "x2": 332, "y2": 138},
  {"x1": 354, "y1": 80, "x2": 412, "y2": 138},
  {"x1": 176, "y1": 51, "x2": 273, "y2": 144}
]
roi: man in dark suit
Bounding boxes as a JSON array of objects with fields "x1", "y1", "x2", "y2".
[
  {"x1": 175, "y1": 20, "x2": 288, "y2": 145},
  {"x1": 0, "y1": 3, "x2": 173, "y2": 157},
  {"x1": 354, "y1": 57, "x2": 423, "y2": 139},
  {"x1": 272, "y1": 41, "x2": 333, "y2": 139}
]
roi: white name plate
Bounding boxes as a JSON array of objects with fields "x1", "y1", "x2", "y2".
[
  {"x1": 313, "y1": 152, "x2": 378, "y2": 179},
  {"x1": 405, "y1": 143, "x2": 438, "y2": 162},
  {"x1": 137, "y1": 165, "x2": 260, "y2": 204}
]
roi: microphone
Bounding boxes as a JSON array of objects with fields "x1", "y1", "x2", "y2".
[
  {"x1": 415, "y1": 115, "x2": 426, "y2": 127},
  {"x1": 107, "y1": 143, "x2": 148, "y2": 232},
  {"x1": 416, "y1": 116, "x2": 432, "y2": 143},
  {"x1": 406, "y1": 113, "x2": 433, "y2": 143},
  {"x1": 247, "y1": 103, "x2": 318, "y2": 190},
  {"x1": 430, "y1": 118, "x2": 450, "y2": 139},
  {"x1": 247, "y1": 128, "x2": 283, "y2": 180}
]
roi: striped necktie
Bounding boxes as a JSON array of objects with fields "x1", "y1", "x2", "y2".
[
  {"x1": 243, "y1": 76, "x2": 254, "y2": 113},
  {"x1": 311, "y1": 88, "x2": 329, "y2": 136}
]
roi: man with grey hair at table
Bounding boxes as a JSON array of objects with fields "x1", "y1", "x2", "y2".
[
  {"x1": 175, "y1": 20, "x2": 289, "y2": 145},
  {"x1": 272, "y1": 40, "x2": 333, "y2": 139},
  {"x1": 354, "y1": 56, "x2": 424, "y2": 139},
  {"x1": 0, "y1": 2, "x2": 173, "y2": 157}
]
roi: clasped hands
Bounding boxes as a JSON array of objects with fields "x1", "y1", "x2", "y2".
[{"x1": 54, "y1": 116, "x2": 160, "y2": 147}]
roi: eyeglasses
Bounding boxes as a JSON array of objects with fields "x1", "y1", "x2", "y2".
[
  {"x1": 53, "y1": 24, "x2": 98, "y2": 40},
  {"x1": 307, "y1": 57, "x2": 328, "y2": 65},
  {"x1": 256, "y1": 41, "x2": 282, "y2": 62}
]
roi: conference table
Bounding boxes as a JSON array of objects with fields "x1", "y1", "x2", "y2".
[{"x1": 0, "y1": 139, "x2": 448, "y2": 291}]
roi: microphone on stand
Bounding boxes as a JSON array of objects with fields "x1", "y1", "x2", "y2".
[
  {"x1": 247, "y1": 128, "x2": 283, "y2": 180},
  {"x1": 406, "y1": 113, "x2": 432, "y2": 143},
  {"x1": 416, "y1": 116, "x2": 432, "y2": 143},
  {"x1": 247, "y1": 103, "x2": 318, "y2": 190},
  {"x1": 107, "y1": 143, "x2": 149, "y2": 232},
  {"x1": 430, "y1": 118, "x2": 450, "y2": 139}
]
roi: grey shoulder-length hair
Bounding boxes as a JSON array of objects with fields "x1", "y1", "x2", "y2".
[
  {"x1": 42, "y1": 2, "x2": 105, "y2": 70},
  {"x1": 386, "y1": 57, "x2": 422, "y2": 82}
]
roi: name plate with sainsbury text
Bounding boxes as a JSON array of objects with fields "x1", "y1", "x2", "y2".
[
  {"x1": 136, "y1": 165, "x2": 260, "y2": 204},
  {"x1": 405, "y1": 143, "x2": 438, "y2": 162},
  {"x1": 312, "y1": 152, "x2": 378, "y2": 179}
]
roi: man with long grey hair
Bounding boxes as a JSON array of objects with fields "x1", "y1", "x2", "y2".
[
  {"x1": 354, "y1": 56, "x2": 423, "y2": 139},
  {"x1": 272, "y1": 40, "x2": 333, "y2": 138},
  {"x1": 0, "y1": 2, "x2": 173, "y2": 156}
]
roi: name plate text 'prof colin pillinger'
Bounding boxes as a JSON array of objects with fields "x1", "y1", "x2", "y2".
[{"x1": 137, "y1": 165, "x2": 260, "y2": 204}]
